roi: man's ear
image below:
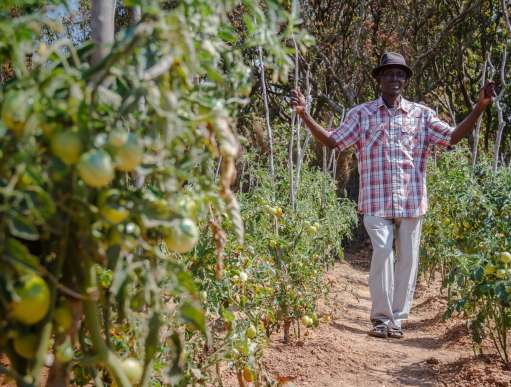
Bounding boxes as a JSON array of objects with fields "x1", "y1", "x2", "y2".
[{"x1": 376, "y1": 74, "x2": 383, "y2": 89}]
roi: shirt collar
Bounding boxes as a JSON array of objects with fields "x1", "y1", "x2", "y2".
[{"x1": 377, "y1": 95, "x2": 411, "y2": 113}]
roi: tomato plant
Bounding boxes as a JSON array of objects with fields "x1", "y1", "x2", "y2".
[
  {"x1": 422, "y1": 148, "x2": 511, "y2": 366},
  {"x1": 0, "y1": 1, "x2": 308, "y2": 386}
]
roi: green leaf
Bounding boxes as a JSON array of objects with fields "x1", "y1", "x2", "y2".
[
  {"x1": 218, "y1": 25, "x2": 238, "y2": 43},
  {"x1": 180, "y1": 301, "x2": 207, "y2": 336},
  {"x1": 144, "y1": 312, "x2": 161, "y2": 366},
  {"x1": 176, "y1": 270, "x2": 197, "y2": 294},
  {"x1": 495, "y1": 283, "x2": 509, "y2": 305},
  {"x1": 5, "y1": 238, "x2": 39, "y2": 272},
  {"x1": 7, "y1": 213, "x2": 39, "y2": 241},
  {"x1": 26, "y1": 186, "x2": 56, "y2": 219},
  {"x1": 167, "y1": 332, "x2": 186, "y2": 385},
  {"x1": 221, "y1": 308, "x2": 235, "y2": 322},
  {"x1": 242, "y1": 14, "x2": 255, "y2": 34}
]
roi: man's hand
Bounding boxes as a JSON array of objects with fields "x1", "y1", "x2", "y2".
[
  {"x1": 477, "y1": 80, "x2": 496, "y2": 110},
  {"x1": 290, "y1": 88, "x2": 306, "y2": 115}
]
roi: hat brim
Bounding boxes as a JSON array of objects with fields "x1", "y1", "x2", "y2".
[{"x1": 372, "y1": 64, "x2": 413, "y2": 79}]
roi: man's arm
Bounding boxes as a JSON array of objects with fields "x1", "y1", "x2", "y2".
[
  {"x1": 290, "y1": 89, "x2": 337, "y2": 149},
  {"x1": 450, "y1": 81, "x2": 496, "y2": 146}
]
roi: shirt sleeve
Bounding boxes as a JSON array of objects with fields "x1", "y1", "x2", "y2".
[
  {"x1": 426, "y1": 109, "x2": 455, "y2": 148},
  {"x1": 329, "y1": 108, "x2": 361, "y2": 151}
]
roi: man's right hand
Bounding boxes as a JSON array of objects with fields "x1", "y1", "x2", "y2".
[{"x1": 290, "y1": 89, "x2": 306, "y2": 115}]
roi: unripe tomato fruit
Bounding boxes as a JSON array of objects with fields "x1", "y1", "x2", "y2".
[
  {"x1": 499, "y1": 252, "x2": 511, "y2": 265},
  {"x1": 176, "y1": 196, "x2": 198, "y2": 218},
  {"x1": 98, "y1": 189, "x2": 129, "y2": 224},
  {"x1": 2, "y1": 89, "x2": 30, "y2": 135},
  {"x1": 306, "y1": 225, "x2": 317, "y2": 234},
  {"x1": 9, "y1": 274, "x2": 50, "y2": 325},
  {"x1": 484, "y1": 265, "x2": 496, "y2": 277},
  {"x1": 246, "y1": 324, "x2": 257, "y2": 339},
  {"x1": 239, "y1": 271, "x2": 248, "y2": 282},
  {"x1": 109, "y1": 129, "x2": 129, "y2": 147},
  {"x1": 55, "y1": 339, "x2": 74, "y2": 363},
  {"x1": 302, "y1": 315, "x2": 313, "y2": 327},
  {"x1": 77, "y1": 149, "x2": 114, "y2": 188},
  {"x1": 121, "y1": 358, "x2": 143, "y2": 385},
  {"x1": 114, "y1": 134, "x2": 143, "y2": 172},
  {"x1": 101, "y1": 206, "x2": 129, "y2": 224},
  {"x1": 54, "y1": 304, "x2": 73, "y2": 333},
  {"x1": 164, "y1": 218, "x2": 199, "y2": 253},
  {"x1": 51, "y1": 131, "x2": 82, "y2": 165},
  {"x1": 13, "y1": 334, "x2": 38, "y2": 359}
]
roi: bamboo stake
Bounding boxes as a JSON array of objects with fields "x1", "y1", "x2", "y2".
[
  {"x1": 257, "y1": 47, "x2": 275, "y2": 185},
  {"x1": 492, "y1": 45, "x2": 508, "y2": 171},
  {"x1": 289, "y1": 32, "x2": 300, "y2": 208},
  {"x1": 293, "y1": 68, "x2": 312, "y2": 209},
  {"x1": 502, "y1": 0, "x2": 511, "y2": 36},
  {"x1": 472, "y1": 54, "x2": 489, "y2": 168}
]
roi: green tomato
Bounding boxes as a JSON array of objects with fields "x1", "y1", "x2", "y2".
[
  {"x1": 109, "y1": 129, "x2": 129, "y2": 147},
  {"x1": 302, "y1": 315, "x2": 313, "y2": 327},
  {"x1": 13, "y1": 334, "x2": 38, "y2": 359},
  {"x1": 10, "y1": 275, "x2": 50, "y2": 325},
  {"x1": 98, "y1": 189, "x2": 129, "y2": 224},
  {"x1": 499, "y1": 252, "x2": 511, "y2": 265},
  {"x1": 121, "y1": 358, "x2": 143, "y2": 384},
  {"x1": 56, "y1": 339, "x2": 74, "y2": 363},
  {"x1": 114, "y1": 134, "x2": 143, "y2": 172},
  {"x1": 246, "y1": 324, "x2": 257, "y2": 339},
  {"x1": 306, "y1": 225, "x2": 317, "y2": 234},
  {"x1": 484, "y1": 265, "x2": 496, "y2": 277},
  {"x1": 2, "y1": 89, "x2": 30, "y2": 136},
  {"x1": 239, "y1": 271, "x2": 248, "y2": 282},
  {"x1": 51, "y1": 131, "x2": 82, "y2": 165},
  {"x1": 77, "y1": 149, "x2": 114, "y2": 188},
  {"x1": 164, "y1": 218, "x2": 199, "y2": 254},
  {"x1": 54, "y1": 304, "x2": 73, "y2": 333},
  {"x1": 101, "y1": 206, "x2": 129, "y2": 224}
]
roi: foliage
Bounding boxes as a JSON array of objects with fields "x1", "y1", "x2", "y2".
[
  {"x1": 0, "y1": 0, "x2": 312, "y2": 386},
  {"x1": 238, "y1": 0, "x2": 511, "y2": 196},
  {"x1": 183, "y1": 141, "x2": 357, "y2": 384},
  {"x1": 421, "y1": 148, "x2": 511, "y2": 365}
]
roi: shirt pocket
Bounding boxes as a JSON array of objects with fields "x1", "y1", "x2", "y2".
[
  {"x1": 365, "y1": 123, "x2": 386, "y2": 150},
  {"x1": 400, "y1": 124, "x2": 417, "y2": 149}
]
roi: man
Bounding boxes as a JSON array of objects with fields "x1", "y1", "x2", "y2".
[{"x1": 290, "y1": 52, "x2": 495, "y2": 339}]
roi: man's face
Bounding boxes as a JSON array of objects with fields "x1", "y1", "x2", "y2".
[{"x1": 377, "y1": 66, "x2": 408, "y2": 97}]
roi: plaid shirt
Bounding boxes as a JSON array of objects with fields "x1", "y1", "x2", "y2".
[{"x1": 330, "y1": 96, "x2": 454, "y2": 218}]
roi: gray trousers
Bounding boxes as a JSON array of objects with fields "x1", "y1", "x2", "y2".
[{"x1": 363, "y1": 215, "x2": 423, "y2": 329}]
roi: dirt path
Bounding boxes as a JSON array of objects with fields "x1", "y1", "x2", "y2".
[{"x1": 260, "y1": 245, "x2": 511, "y2": 387}]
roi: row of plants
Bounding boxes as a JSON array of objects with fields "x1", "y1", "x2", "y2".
[
  {"x1": 421, "y1": 147, "x2": 511, "y2": 365},
  {"x1": 185, "y1": 142, "x2": 357, "y2": 384},
  {"x1": 0, "y1": 1, "x2": 358, "y2": 386}
]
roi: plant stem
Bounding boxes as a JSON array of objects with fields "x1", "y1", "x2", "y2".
[{"x1": 82, "y1": 259, "x2": 131, "y2": 387}]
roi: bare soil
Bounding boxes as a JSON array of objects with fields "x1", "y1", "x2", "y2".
[
  {"x1": 254, "y1": 244, "x2": 511, "y2": 386},
  {"x1": 3, "y1": 245, "x2": 511, "y2": 386}
]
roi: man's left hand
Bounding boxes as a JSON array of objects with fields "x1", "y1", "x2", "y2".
[{"x1": 477, "y1": 80, "x2": 496, "y2": 110}]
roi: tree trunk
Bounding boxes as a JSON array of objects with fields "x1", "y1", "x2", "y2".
[
  {"x1": 493, "y1": 45, "x2": 508, "y2": 171},
  {"x1": 471, "y1": 54, "x2": 488, "y2": 168},
  {"x1": 257, "y1": 46, "x2": 275, "y2": 188},
  {"x1": 91, "y1": 0, "x2": 116, "y2": 66}
]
